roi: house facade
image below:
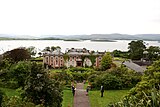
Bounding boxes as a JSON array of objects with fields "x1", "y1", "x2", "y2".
[{"x1": 43, "y1": 48, "x2": 105, "y2": 68}]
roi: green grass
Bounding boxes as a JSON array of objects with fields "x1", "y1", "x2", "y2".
[
  {"x1": 89, "y1": 90, "x2": 129, "y2": 107},
  {"x1": 50, "y1": 69, "x2": 63, "y2": 73},
  {"x1": 0, "y1": 87, "x2": 20, "y2": 97},
  {"x1": 62, "y1": 89, "x2": 74, "y2": 107},
  {"x1": 113, "y1": 57, "x2": 125, "y2": 61}
]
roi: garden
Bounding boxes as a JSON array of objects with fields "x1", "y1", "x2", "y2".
[{"x1": 0, "y1": 40, "x2": 160, "y2": 107}]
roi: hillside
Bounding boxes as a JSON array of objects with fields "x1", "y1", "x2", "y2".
[{"x1": 0, "y1": 34, "x2": 160, "y2": 41}]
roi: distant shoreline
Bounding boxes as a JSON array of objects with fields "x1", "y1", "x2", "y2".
[
  {"x1": 90, "y1": 39, "x2": 116, "y2": 42},
  {"x1": 1, "y1": 37, "x2": 160, "y2": 42}
]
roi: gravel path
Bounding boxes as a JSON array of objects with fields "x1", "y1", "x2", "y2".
[{"x1": 73, "y1": 83, "x2": 90, "y2": 107}]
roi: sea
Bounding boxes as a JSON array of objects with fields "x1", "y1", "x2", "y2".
[{"x1": 0, "y1": 40, "x2": 160, "y2": 55}]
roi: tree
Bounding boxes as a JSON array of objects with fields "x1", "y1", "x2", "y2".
[
  {"x1": 101, "y1": 52, "x2": 112, "y2": 70},
  {"x1": 147, "y1": 46, "x2": 160, "y2": 61},
  {"x1": 23, "y1": 62, "x2": 63, "y2": 107},
  {"x1": 129, "y1": 60, "x2": 160, "y2": 98},
  {"x1": 10, "y1": 61, "x2": 31, "y2": 88},
  {"x1": 128, "y1": 40, "x2": 146, "y2": 60},
  {"x1": 38, "y1": 52, "x2": 42, "y2": 57},
  {"x1": 3, "y1": 48, "x2": 31, "y2": 63},
  {"x1": 51, "y1": 46, "x2": 61, "y2": 51},
  {"x1": 108, "y1": 60, "x2": 160, "y2": 107},
  {"x1": 43, "y1": 47, "x2": 50, "y2": 51},
  {"x1": 112, "y1": 50, "x2": 129, "y2": 58},
  {"x1": 27, "y1": 46, "x2": 37, "y2": 57}
]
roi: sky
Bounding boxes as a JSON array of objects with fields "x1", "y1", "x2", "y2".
[{"x1": 0, "y1": 0, "x2": 160, "y2": 36}]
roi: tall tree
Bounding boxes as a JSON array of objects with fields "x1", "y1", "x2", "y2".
[
  {"x1": 128, "y1": 40, "x2": 146, "y2": 60},
  {"x1": 101, "y1": 52, "x2": 112, "y2": 70},
  {"x1": 3, "y1": 48, "x2": 31, "y2": 63},
  {"x1": 23, "y1": 62, "x2": 63, "y2": 107}
]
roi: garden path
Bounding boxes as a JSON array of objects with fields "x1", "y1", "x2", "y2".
[{"x1": 73, "y1": 83, "x2": 90, "y2": 107}]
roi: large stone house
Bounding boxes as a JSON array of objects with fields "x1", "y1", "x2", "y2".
[{"x1": 43, "y1": 48, "x2": 105, "y2": 68}]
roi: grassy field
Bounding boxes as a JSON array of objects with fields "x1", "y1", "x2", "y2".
[
  {"x1": 89, "y1": 90, "x2": 129, "y2": 107},
  {"x1": 0, "y1": 87, "x2": 20, "y2": 97},
  {"x1": 62, "y1": 89, "x2": 73, "y2": 107}
]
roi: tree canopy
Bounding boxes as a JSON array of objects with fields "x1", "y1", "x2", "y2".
[
  {"x1": 23, "y1": 62, "x2": 63, "y2": 107},
  {"x1": 3, "y1": 48, "x2": 31, "y2": 62},
  {"x1": 101, "y1": 52, "x2": 112, "y2": 70},
  {"x1": 128, "y1": 40, "x2": 146, "y2": 60}
]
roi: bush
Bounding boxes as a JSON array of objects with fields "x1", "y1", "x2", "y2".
[
  {"x1": 2, "y1": 96, "x2": 43, "y2": 107},
  {"x1": 91, "y1": 73, "x2": 122, "y2": 90},
  {"x1": 108, "y1": 87, "x2": 160, "y2": 107},
  {"x1": 0, "y1": 89, "x2": 4, "y2": 106},
  {"x1": 108, "y1": 60, "x2": 160, "y2": 107},
  {"x1": 89, "y1": 66, "x2": 141, "y2": 90},
  {"x1": 23, "y1": 62, "x2": 63, "y2": 107}
]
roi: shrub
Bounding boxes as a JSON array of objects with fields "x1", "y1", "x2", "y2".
[
  {"x1": 22, "y1": 62, "x2": 63, "y2": 107},
  {"x1": 92, "y1": 73, "x2": 122, "y2": 90},
  {"x1": 2, "y1": 96, "x2": 43, "y2": 107}
]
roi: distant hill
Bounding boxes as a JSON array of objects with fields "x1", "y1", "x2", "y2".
[{"x1": 0, "y1": 34, "x2": 160, "y2": 41}]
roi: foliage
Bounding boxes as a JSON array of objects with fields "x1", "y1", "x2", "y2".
[
  {"x1": 38, "y1": 52, "x2": 42, "y2": 57},
  {"x1": 128, "y1": 60, "x2": 160, "y2": 98},
  {"x1": 10, "y1": 61, "x2": 31, "y2": 88},
  {"x1": 92, "y1": 73, "x2": 122, "y2": 90},
  {"x1": 101, "y1": 52, "x2": 112, "y2": 70},
  {"x1": 109, "y1": 66, "x2": 142, "y2": 88},
  {"x1": 88, "y1": 66, "x2": 141, "y2": 90},
  {"x1": 0, "y1": 59, "x2": 12, "y2": 70},
  {"x1": 2, "y1": 48, "x2": 31, "y2": 63},
  {"x1": 23, "y1": 62, "x2": 63, "y2": 107},
  {"x1": 51, "y1": 46, "x2": 61, "y2": 51},
  {"x1": 0, "y1": 89, "x2": 4, "y2": 106},
  {"x1": 69, "y1": 67, "x2": 94, "y2": 72},
  {"x1": 27, "y1": 46, "x2": 37, "y2": 57},
  {"x1": 81, "y1": 55, "x2": 97, "y2": 67},
  {"x1": 108, "y1": 88, "x2": 160, "y2": 107},
  {"x1": 108, "y1": 60, "x2": 160, "y2": 107},
  {"x1": 112, "y1": 50, "x2": 129, "y2": 58},
  {"x1": 63, "y1": 54, "x2": 69, "y2": 61},
  {"x1": 43, "y1": 46, "x2": 61, "y2": 52},
  {"x1": 2, "y1": 96, "x2": 43, "y2": 107},
  {"x1": 43, "y1": 46, "x2": 50, "y2": 51},
  {"x1": 128, "y1": 40, "x2": 146, "y2": 60},
  {"x1": 68, "y1": 67, "x2": 94, "y2": 81},
  {"x1": 146, "y1": 46, "x2": 160, "y2": 61},
  {"x1": 52, "y1": 70, "x2": 73, "y2": 85}
]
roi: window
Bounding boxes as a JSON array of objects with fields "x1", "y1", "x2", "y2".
[{"x1": 56, "y1": 57, "x2": 58, "y2": 65}]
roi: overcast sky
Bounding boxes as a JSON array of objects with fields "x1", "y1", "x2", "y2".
[{"x1": 0, "y1": 0, "x2": 160, "y2": 36}]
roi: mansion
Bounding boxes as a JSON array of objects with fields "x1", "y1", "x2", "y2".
[{"x1": 43, "y1": 48, "x2": 105, "y2": 68}]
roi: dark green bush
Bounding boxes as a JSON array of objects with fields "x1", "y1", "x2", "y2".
[{"x1": 92, "y1": 73, "x2": 122, "y2": 90}]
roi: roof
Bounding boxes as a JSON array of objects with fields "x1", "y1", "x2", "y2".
[
  {"x1": 44, "y1": 50, "x2": 64, "y2": 56},
  {"x1": 123, "y1": 61, "x2": 146, "y2": 73},
  {"x1": 92, "y1": 52, "x2": 105, "y2": 55},
  {"x1": 67, "y1": 52, "x2": 90, "y2": 56}
]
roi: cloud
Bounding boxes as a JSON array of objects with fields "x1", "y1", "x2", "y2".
[{"x1": 0, "y1": 0, "x2": 160, "y2": 35}]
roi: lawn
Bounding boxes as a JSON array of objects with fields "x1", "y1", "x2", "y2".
[
  {"x1": 89, "y1": 90, "x2": 129, "y2": 107},
  {"x1": 50, "y1": 69, "x2": 63, "y2": 73},
  {"x1": 62, "y1": 89, "x2": 74, "y2": 107},
  {"x1": 0, "y1": 87, "x2": 20, "y2": 97}
]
